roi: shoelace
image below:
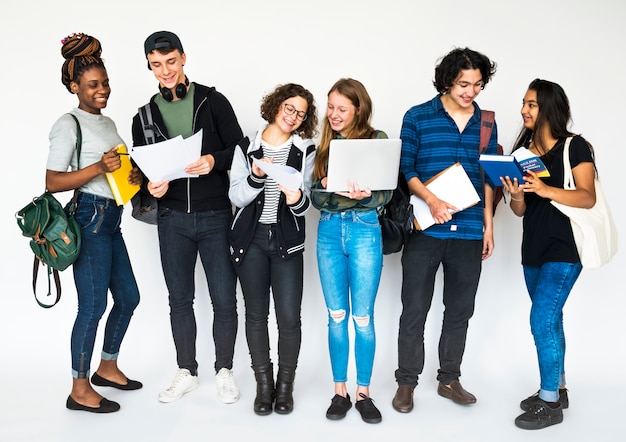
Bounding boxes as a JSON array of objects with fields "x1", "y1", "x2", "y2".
[
  {"x1": 531, "y1": 402, "x2": 553, "y2": 419},
  {"x1": 357, "y1": 393, "x2": 378, "y2": 410},
  {"x1": 167, "y1": 371, "x2": 189, "y2": 391},
  {"x1": 217, "y1": 371, "x2": 237, "y2": 391}
]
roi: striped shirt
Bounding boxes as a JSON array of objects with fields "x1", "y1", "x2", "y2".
[
  {"x1": 400, "y1": 96, "x2": 498, "y2": 240},
  {"x1": 259, "y1": 139, "x2": 291, "y2": 224}
]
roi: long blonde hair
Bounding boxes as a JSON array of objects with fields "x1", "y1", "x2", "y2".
[{"x1": 313, "y1": 78, "x2": 375, "y2": 180}]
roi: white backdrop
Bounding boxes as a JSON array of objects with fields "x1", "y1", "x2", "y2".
[{"x1": 1, "y1": 1, "x2": 625, "y2": 441}]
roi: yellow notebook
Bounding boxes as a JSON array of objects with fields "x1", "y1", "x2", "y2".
[{"x1": 106, "y1": 144, "x2": 140, "y2": 206}]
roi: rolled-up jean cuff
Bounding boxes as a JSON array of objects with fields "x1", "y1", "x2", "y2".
[
  {"x1": 101, "y1": 351, "x2": 119, "y2": 361},
  {"x1": 539, "y1": 389, "x2": 559, "y2": 403},
  {"x1": 72, "y1": 369, "x2": 90, "y2": 379}
]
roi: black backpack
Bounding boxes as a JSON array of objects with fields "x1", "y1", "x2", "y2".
[{"x1": 378, "y1": 173, "x2": 413, "y2": 255}]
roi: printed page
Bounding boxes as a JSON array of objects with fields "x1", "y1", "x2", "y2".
[{"x1": 131, "y1": 130, "x2": 203, "y2": 182}]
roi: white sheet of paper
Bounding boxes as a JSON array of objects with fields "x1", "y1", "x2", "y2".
[
  {"x1": 131, "y1": 129, "x2": 203, "y2": 182},
  {"x1": 411, "y1": 163, "x2": 481, "y2": 230},
  {"x1": 252, "y1": 158, "x2": 302, "y2": 191},
  {"x1": 511, "y1": 146, "x2": 534, "y2": 161}
]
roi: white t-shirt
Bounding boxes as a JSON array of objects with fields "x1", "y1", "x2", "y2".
[{"x1": 47, "y1": 107, "x2": 125, "y2": 199}]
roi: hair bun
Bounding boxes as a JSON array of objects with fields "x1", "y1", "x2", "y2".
[{"x1": 61, "y1": 33, "x2": 102, "y2": 60}]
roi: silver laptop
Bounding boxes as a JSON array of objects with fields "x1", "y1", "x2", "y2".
[{"x1": 323, "y1": 138, "x2": 402, "y2": 192}]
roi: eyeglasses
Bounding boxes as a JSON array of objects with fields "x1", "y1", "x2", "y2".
[
  {"x1": 454, "y1": 80, "x2": 484, "y2": 91},
  {"x1": 282, "y1": 103, "x2": 308, "y2": 121}
]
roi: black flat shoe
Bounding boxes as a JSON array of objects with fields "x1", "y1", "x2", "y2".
[
  {"x1": 66, "y1": 395, "x2": 120, "y2": 413},
  {"x1": 355, "y1": 393, "x2": 382, "y2": 424},
  {"x1": 91, "y1": 372, "x2": 143, "y2": 390}
]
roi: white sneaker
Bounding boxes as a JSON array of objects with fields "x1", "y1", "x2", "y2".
[
  {"x1": 216, "y1": 368, "x2": 240, "y2": 404},
  {"x1": 158, "y1": 368, "x2": 199, "y2": 403}
]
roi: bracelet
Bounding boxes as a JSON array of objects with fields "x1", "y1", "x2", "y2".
[{"x1": 511, "y1": 196, "x2": 524, "y2": 202}]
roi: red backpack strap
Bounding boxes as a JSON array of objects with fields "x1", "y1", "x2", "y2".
[{"x1": 479, "y1": 110, "x2": 495, "y2": 153}]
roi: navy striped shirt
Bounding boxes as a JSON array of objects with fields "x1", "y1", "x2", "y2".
[{"x1": 400, "y1": 96, "x2": 498, "y2": 240}]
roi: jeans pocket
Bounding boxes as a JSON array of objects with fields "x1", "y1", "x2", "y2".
[
  {"x1": 319, "y1": 211, "x2": 333, "y2": 222},
  {"x1": 76, "y1": 201, "x2": 104, "y2": 233},
  {"x1": 354, "y1": 210, "x2": 380, "y2": 227}
]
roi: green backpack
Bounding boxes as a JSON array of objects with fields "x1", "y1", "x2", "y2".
[{"x1": 16, "y1": 114, "x2": 82, "y2": 308}]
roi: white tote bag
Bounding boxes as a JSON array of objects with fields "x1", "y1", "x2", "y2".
[{"x1": 550, "y1": 137, "x2": 619, "y2": 269}]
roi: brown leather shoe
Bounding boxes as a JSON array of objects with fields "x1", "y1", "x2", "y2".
[
  {"x1": 437, "y1": 381, "x2": 476, "y2": 405},
  {"x1": 392, "y1": 385, "x2": 414, "y2": 413}
]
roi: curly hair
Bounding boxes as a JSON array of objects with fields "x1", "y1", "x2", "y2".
[
  {"x1": 260, "y1": 83, "x2": 318, "y2": 139},
  {"x1": 60, "y1": 33, "x2": 106, "y2": 93},
  {"x1": 433, "y1": 47, "x2": 497, "y2": 94}
]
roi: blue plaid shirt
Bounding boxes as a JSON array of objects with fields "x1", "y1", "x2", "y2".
[{"x1": 400, "y1": 95, "x2": 498, "y2": 240}]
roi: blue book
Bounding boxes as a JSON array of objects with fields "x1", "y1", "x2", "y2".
[
  {"x1": 512, "y1": 147, "x2": 550, "y2": 177},
  {"x1": 479, "y1": 154, "x2": 525, "y2": 183}
]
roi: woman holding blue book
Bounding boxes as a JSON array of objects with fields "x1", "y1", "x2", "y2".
[{"x1": 501, "y1": 78, "x2": 596, "y2": 430}]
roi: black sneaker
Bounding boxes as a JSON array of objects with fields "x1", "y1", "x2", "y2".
[
  {"x1": 355, "y1": 393, "x2": 382, "y2": 424},
  {"x1": 520, "y1": 388, "x2": 569, "y2": 411},
  {"x1": 326, "y1": 394, "x2": 352, "y2": 420},
  {"x1": 515, "y1": 399, "x2": 563, "y2": 430}
]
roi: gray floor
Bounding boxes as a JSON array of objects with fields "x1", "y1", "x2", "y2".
[
  {"x1": 2, "y1": 318, "x2": 620, "y2": 442},
  {"x1": 3, "y1": 253, "x2": 622, "y2": 442},
  {"x1": 2, "y1": 368, "x2": 618, "y2": 442}
]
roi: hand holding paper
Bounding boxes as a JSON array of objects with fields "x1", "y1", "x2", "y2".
[
  {"x1": 252, "y1": 158, "x2": 302, "y2": 191},
  {"x1": 131, "y1": 129, "x2": 204, "y2": 182},
  {"x1": 412, "y1": 163, "x2": 481, "y2": 231}
]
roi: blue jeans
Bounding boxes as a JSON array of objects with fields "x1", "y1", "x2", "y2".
[
  {"x1": 523, "y1": 262, "x2": 582, "y2": 402},
  {"x1": 235, "y1": 223, "x2": 303, "y2": 371},
  {"x1": 70, "y1": 192, "x2": 140, "y2": 379},
  {"x1": 316, "y1": 209, "x2": 383, "y2": 387},
  {"x1": 396, "y1": 233, "x2": 482, "y2": 386},
  {"x1": 157, "y1": 207, "x2": 237, "y2": 375}
]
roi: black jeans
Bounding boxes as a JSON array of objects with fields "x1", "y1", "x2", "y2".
[
  {"x1": 395, "y1": 232, "x2": 482, "y2": 386},
  {"x1": 157, "y1": 207, "x2": 238, "y2": 376},
  {"x1": 236, "y1": 223, "x2": 303, "y2": 372}
]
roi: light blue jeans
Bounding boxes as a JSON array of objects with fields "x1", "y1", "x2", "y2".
[
  {"x1": 316, "y1": 209, "x2": 383, "y2": 387},
  {"x1": 523, "y1": 262, "x2": 582, "y2": 402}
]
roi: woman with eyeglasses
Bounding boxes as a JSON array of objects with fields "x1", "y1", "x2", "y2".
[
  {"x1": 229, "y1": 83, "x2": 318, "y2": 415},
  {"x1": 311, "y1": 78, "x2": 392, "y2": 424}
]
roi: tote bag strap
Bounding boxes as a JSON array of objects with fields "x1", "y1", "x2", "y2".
[{"x1": 561, "y1": 137, "x2": 575, "y2": 190}]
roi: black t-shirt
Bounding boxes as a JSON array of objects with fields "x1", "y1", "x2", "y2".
[{"x1": 521, "y1": 135, "x2": 595, "y2": 266}]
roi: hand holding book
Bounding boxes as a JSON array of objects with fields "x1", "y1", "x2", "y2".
[
  {"x1": 479, "y1": 147, "x2": 550, "y2": 183},
  {"x1": 105, "y1": 144, "x2": 141, "y2": 206}
]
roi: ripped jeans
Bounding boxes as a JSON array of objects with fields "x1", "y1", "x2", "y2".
[{"x1": 316, "y1": 209, "x2": 383, "y2": 387}]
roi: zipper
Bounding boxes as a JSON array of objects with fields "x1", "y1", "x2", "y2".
[{"x1": 186, "y1": 97, "x2": 208, "y2": 213}]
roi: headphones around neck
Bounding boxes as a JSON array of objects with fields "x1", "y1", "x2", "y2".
[{"x1": 160, "y1": 76, "x2": 189, "y2": 101}]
